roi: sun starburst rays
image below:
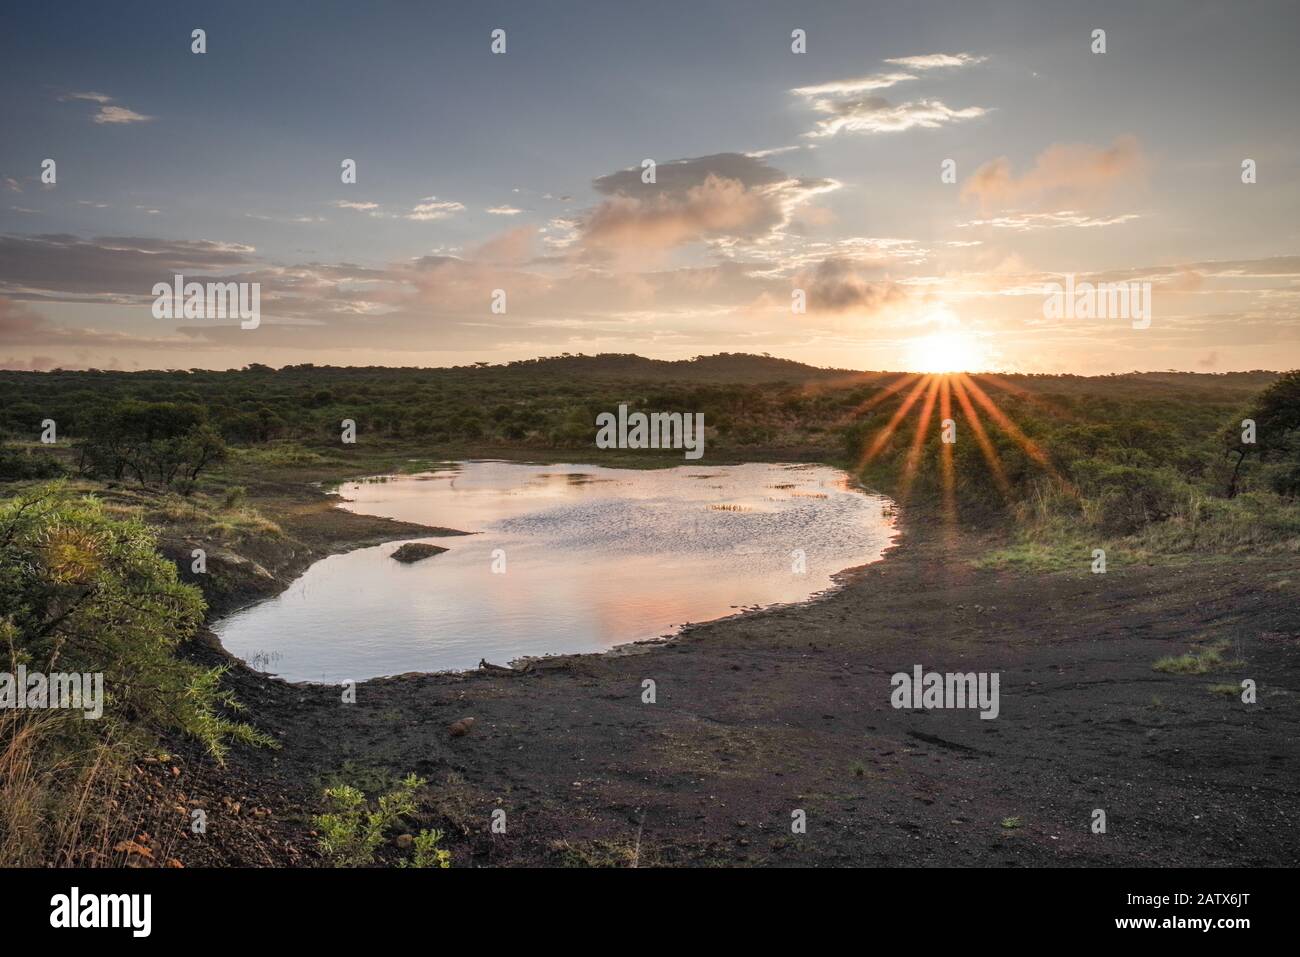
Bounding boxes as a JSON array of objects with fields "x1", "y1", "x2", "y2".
[
  {"x1": 856, "y1": 374, "x2": 931, "y2": 472},
  {"x1": 850, "y1": 370, "x2": 1069, "y2": 535}
]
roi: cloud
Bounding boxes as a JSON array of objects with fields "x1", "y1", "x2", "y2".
[
  {"x1": 471, "y1": 225, "x2": 537, "y2": 263},
  {"x1": 958, "y1": 211, "x2": 1141, "y2": 231},
  {"x1": 884, "y1": 52, "x2": 988, "y2": 69},
  {"x1": 93, "y1": 105, "x2": 153, "y2": 124},
  {"x1": 486, "y1": 206, "x2": 523, "y2": 216},
  {"x1": 960, "y1": 136, "x2": 1145, "y2": 212},
  {"x1": 793, "y1": 53, "x2": 988, "y2": 137},
  {"x1": 793, "y1": 53, "x2": 986, "y2": 98},
  {"x1": 745, "y1": 145, "x2": 809, "y2": 159},
  {"x1": 0, "y1": 234, "x2": 258, "y2": 301},
  {"x1": 3, "y1": 224, "x2": 1296, "y2": 372},
  {"x1": 0, "y1": 232, "x2": 449, "y2": 341},
  {"x1": 794, "y1": 258, "x2": 908, "y2": 314},
  {"x1": 791, "y1": 72, "x2": 918, "y2": 97},
  {"x1": 60, "y1": 91, "x2": 154, "y2": 125},
  {"x1": 579, "y1": 153, "x2": 837, "y2": 254},
  {"x1": 0, "y1": 228, "x2": 817, "y2": 358},
  {"x1": 584, "y1": 175, "x2": 771, "y2": 250},
  {"x1": 245, "y1": 212, "x2": 326, "y2": 224},
  {"x1": 405, "y1": 197, "x2": 465, "y2": 221},
  {"x1": 0, "y1": 296, "x2": 46, "y2": 337},
  {"x1": 332, "y1": 200, "x2": 380, "y2": 211},
  {"x1": 802, "y1": 97, "x2": 987, "y2": 137},
  {"x1": 0, "y1": 295, "x2": 195, "y2": 354}
]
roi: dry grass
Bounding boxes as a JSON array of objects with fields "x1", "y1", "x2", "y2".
[
  {"x1": 1153, "y1": 639, "x2": 1239, "y2": 675},
  {"x1": 0, "y1": 711, "x2": 134, "y2": 867},
  {"x1": 549, "y1": 837, "x2": 649, "y2": 867},
  {"x1": 0, "y1": 711, "x2": 51, "y2": 865},
  {"x1": 1206, "y1": 682, "x2": 1242, "y2": 696},
  {"x1": 98, "y1": 486, "x2": 284, "y2": 543}
]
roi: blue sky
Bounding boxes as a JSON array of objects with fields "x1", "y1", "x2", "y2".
[{"x1": 2, "y1": 0, "x2": 1298, "y2": 372}]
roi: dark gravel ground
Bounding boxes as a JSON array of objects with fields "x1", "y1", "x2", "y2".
[{"x1": 164, "y1": 479, "x2": 1299, "y2": 867}]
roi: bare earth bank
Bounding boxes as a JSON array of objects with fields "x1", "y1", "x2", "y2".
[{"x1": 159, "y1": 479, "x2": 1299, "y2": 868}]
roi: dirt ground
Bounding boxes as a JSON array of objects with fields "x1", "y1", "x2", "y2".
[{"x1": 163, "y1": 478, "x2": 1299, "y2": 868}]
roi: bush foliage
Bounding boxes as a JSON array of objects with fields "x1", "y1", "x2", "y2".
[{"x1": 0, "y1": 482, "x2": 271, "y2": 759}]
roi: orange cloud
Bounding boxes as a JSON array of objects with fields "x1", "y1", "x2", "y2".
[
  {"x1": 577, "y1": 153, "x2": 837, "y2": 261},
  {"x1": 583, "y1": 174, "x2": 772, "y2": 250},
  {"x1": 960, "y1": 135, "x2": 1145, "y2": 213},
  {"x1": 472, "y1": 225, "x2": 538, "y2": 264}
]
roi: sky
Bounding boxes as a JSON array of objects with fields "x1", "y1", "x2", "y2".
[{"x1": 1, "y1": 0, "x2": 1298, "y2": 374}]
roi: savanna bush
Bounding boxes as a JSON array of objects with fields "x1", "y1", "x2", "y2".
[
  {"x1": 0, "y1": 482, "x2": 272, "y2": 759},
  {"x1": 1073, "y1": 461, "x2": 1188, "y2": 535}
]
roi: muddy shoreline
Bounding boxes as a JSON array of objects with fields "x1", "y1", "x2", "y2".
[{"x1": 167, "y1": 472, "x2": 1299, "y2": 868}]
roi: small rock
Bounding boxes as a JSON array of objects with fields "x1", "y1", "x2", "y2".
[
  {"x1": 391, "y1": 542, "x2": 449, "y2": 564},
  {"x1": 449, "y1": 717, "x2": 476, "y2": 737},
  {"x1": 394, "y1": 834, "x2": 415, "y2": 850}
]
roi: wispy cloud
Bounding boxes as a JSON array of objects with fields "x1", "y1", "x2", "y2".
[
  {"x1": 406, "y1": 197, "x2": 465, "y2": 221},
  {"x1": 245, "y1": 212, "x2": 326, "y2": 224},
  {"x1": 486, "y1": 205, "x2": 523, "y2": 216},
  {"x1": 958, "y1": 211, "x2": 1141, "y2": 231},
  {"x1": 330, "y1": 197, "x2": 465, "y2": 221},
  {"x1": 93, "y1": 105, "x2": 152, "y2": 124},
  {"x1": 60, "y1": 91, "x2": 153, "y2": 125},
  {"x1": 804, "y1": 98, "x2": 987, "y2": 137},
  {"x1": 60, "y1": 91, "x2": 113, "y2": 104},
  {"x1": 884, "y1": 52, "x2": 988, "y2": 69},
  {"x1": 791, "y1": 72, "x2": 917, "y2": 97},
  {"x1": 793, "y1": 53, "x2": 988, "y2": 137}
]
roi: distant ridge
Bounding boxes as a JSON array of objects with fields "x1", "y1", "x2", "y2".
[
  {"x1": 485, "y1": 352, "x2": 862, "y2": 383},
  {"x1": 0, "y1": 353, "x2": 1283, "y2": 388}
]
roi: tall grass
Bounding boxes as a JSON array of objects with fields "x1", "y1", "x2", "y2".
[
  {"x1": 980, "y1": 476, "x2": 1300, "y2": 571},
  {"x1": 0, "y1": 711, "x2": 133, "y2": 867}
]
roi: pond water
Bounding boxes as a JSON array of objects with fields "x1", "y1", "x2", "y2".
[{"x1": 213, "y1": 460, "x2": 896, "y2": 683}]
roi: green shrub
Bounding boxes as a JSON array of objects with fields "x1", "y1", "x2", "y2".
[
  {"x1": 1153, "y1": 640, "x2": 1235, "y2": 675},
  {"x1": 0, "y1": 482, "x2": 272, "y2": 760},
  {"x1": 1074, "y1": 461, "x2": 1188, "y2": 535},
  {"x1": 228, "y1": 443, "x2": 326, "y2": 469},
  {"x1": 0, "y1": 442, "x2": 63, "y2": 482},
  {"x1": 314, "y1": 773, "x2": 449, "y2": 868},
  {"x1": 400, "y1": 827, "x2": 452, "y2": 869}
]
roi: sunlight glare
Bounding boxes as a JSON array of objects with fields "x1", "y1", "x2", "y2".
[{"x1": 904, "y1": 331, "x2": 988, "y2": 373}]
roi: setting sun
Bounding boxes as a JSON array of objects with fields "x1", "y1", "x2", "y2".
[{"x1": 904, "y1": 331, "x2": 989, "y2": 373}]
